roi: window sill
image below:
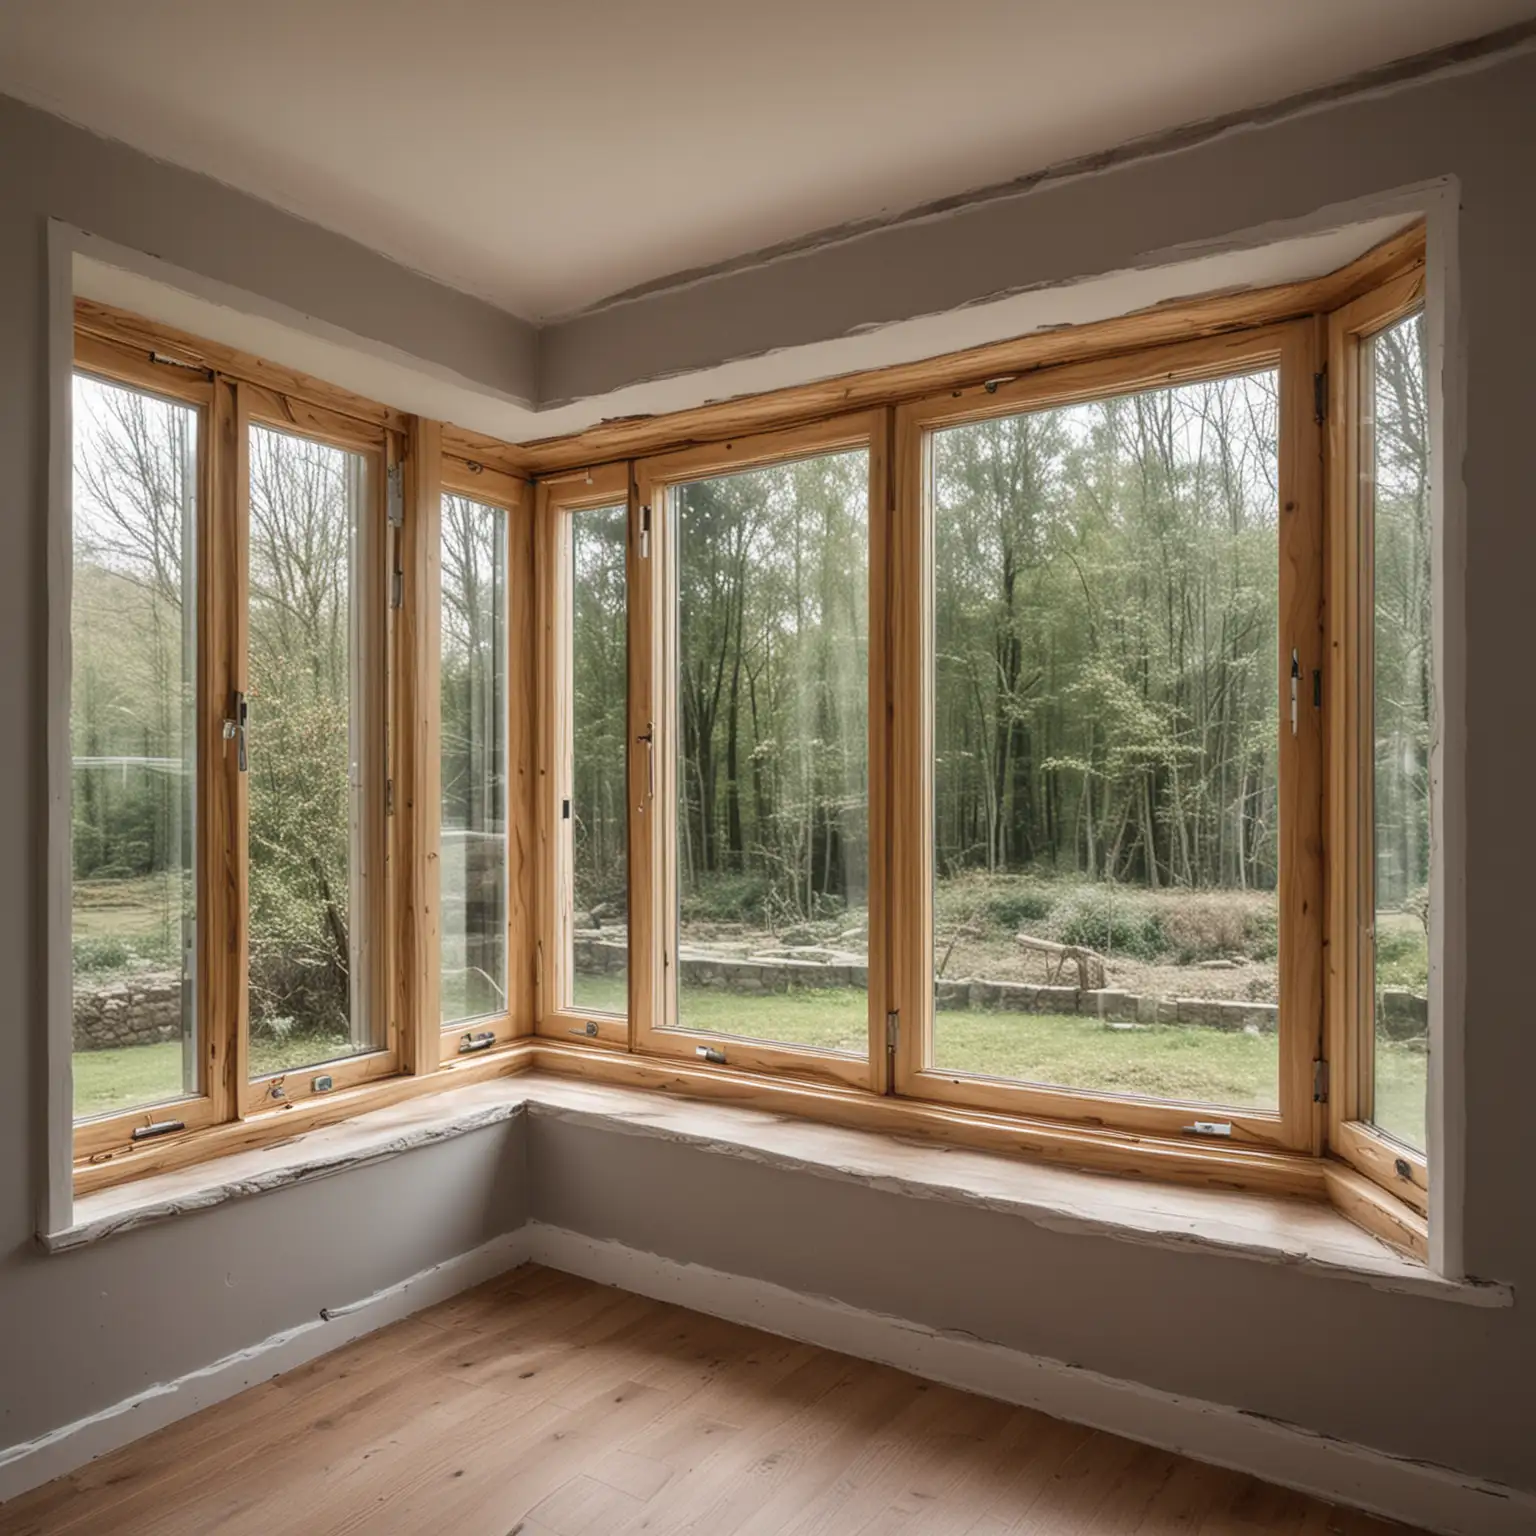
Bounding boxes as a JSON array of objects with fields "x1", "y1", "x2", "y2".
[
  {"x1": 44, "y1": 1072, "x2": 1512, "y2": 1309},
  {"x1": 48, "y1": 1083, "x2": 530, "y2": 1253}
]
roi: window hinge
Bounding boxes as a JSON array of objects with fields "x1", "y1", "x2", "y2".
[
  {"x1": 1313, "y1": 1058, "x2": 1330, "y2": 1104},
  {"x1": 885, "y1": 1010, "x2": 900, "y2": 1091},
  {"x1": 385, "y1": 777, "x2": 395, "y2": 816},
  {"x1": 391, "y1": 566, "x2": 404, "y2": 610},
  {"x1": 1313, "y1": 368, "x2": 1328, "y2": 427},
  {"x1": 151, "y1": 351, "x2": 212, "y2": 379},
  {"x1": 387, "y1": 462, "x2": 405, "y2": 528},
  {"x1": 639, "y1": 504, "x2": 651, "y2": 559}
]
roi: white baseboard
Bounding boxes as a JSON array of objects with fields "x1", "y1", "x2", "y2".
[
  {"x1": 525, "y1": 1223, "x2": 1535, "y2": 1536},
  {"x1": 0, "y1": 1228, "x2": 532, "y2": 1505}
]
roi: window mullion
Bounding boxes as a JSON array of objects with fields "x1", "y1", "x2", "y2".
[
  {"x1": 628, "y1": 465, "x2": 659, "y2": 1050},
  {"x1": 400, "y1": 418, "x2": 442, "y2": 1074},
  {"x1": 1276, "y1": 320, "x2": 1328, "y2": 1154}
]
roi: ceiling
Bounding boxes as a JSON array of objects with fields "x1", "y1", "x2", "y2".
[{"x1": 2, "y1": 1, "x2": 1531, "y2": 320}]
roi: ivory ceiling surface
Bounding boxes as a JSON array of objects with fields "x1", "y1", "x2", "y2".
[{"x1": 0, "y1": 0, "x2": 1529, "y2": 317}]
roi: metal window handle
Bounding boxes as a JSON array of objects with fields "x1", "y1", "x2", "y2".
[
  {"x1": 636, "y1": 723, "x2": 654, "y2": 805},
  {"x1": 223, "y1": 691, "x2": 248, "y2": 772}
]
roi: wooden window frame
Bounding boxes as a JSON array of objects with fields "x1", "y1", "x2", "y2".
[
  {"x1": 433, "y1": 450, "x2": 534, "y2": 1065},
  {"x1": 512, "y1": 230, "x2": 1434, "y2": 1254},
  {"x1": 1324, "y1": 265, "x2": 1432, "y2": 1219},
  {"x1": 534, "y1": 463, "x2": 634, "y2": 1051},
  {"x1": 65, "y1": 226, "x2": 1443, "y2": 1263},
  {"x1": 69, "y1": 305, "x2": 445, "y2": 1182},
  {"x1": 627, "y1": 415, "x2": 891, "y2": 1091},
  {"x1": 69, "y1": 337, "x2": 228, "y2": 1162},
  {"x1": 887, "y1": 322, "x2": 1325, "y2": 1153}
]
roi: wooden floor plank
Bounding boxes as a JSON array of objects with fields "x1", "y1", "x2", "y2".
[{"x1": 0, "y1": 1267, "x2": 1433, "y2": 1536}]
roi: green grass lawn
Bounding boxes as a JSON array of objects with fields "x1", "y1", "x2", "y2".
[
  {"x1": 73, "y1": 1029, "x2": 362, "y2": 1120},
  {"x1": 76, "y1": 980, "x2": 1428, "y2": 1152},
  {"x1": 573, "y1": 973, "x2": 1428, "y2": 1146}
]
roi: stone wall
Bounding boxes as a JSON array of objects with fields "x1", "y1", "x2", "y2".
[
  {"x1": 573, "y1": 934, "x2": 1430, "y2": 1040},
  {"x1": 72, "y1": 971, "x2": 185, "y2": 1051},
  {"x1": 75, "y1": 944, "x2": 1428, "y2": 1048}
]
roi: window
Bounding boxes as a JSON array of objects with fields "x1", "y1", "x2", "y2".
[
  {"x1": 70, "y1": 314, "x2": 416, "y2": 1169},
  {"x1": 521, "y1": 234, "x2": 1432, "y2": 1251},
  {"x1": 1325, "y1": 267, "x2": 1433, "y2": 1220},
  {"x1": 1363, "y1": 313, "x2": 1431, "y2": 1155},
  {"x1": 890, "y1": 328, "x2": 1322, "y2": 1151},
  {"x1": 536, "y1": 465, "x2": 634, "y2": 1047},
  {"x1": 568, "y1": 499, "x2": 629, "y2": 1015},
  {"x1": 928, "y1": 368, "x2": 1283, "y2": 1114},
  {"x1": 627, "y1": 421, "x2": 886, "y2": 1087},
  {"x1": 246, "y1": 424, "x2": 384, "y2": 1080},
  {"x1": 70, "y1": 372, "x2": 200, "y2": 1123},
  {"x1": 436, "y1": 448, "x2": 528, "y2": 1063},
  {"x1": 440, "y1": 492, "x2": 509, "y2": 1028},
  {"x1": 70, "y1": 229, "x2": 1438, "y2": 1257}
]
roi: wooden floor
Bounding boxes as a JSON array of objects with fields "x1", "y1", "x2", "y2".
[{"x1": 1, "y1": 1266, "x2": 1425, "y2": 1536}]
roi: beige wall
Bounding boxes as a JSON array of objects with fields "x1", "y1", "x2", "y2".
[{"x1": 0, "y1": 43, "x2": 1533, "y2": 1495}]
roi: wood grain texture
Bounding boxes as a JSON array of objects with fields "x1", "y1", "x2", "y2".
[
  {"x1": 1277, "y1": 318, "x2": 1327, "y2": 1157},
  {"x1": 527, "y1": 1042, "x2": 1328, "y2": 1201},
  {"x1": 0, "y1": 1267, "x2": 1429, "y2": 1536},
  {"x1": 1323, "y1": 1163, "x2": 1429, "y2": 1262},
  {"x1": 74, "y1": 299, "x2": 409, "y2": 435},
  {"x1": 1321, "y1": 274, "x2": 1431, "y2": 1211},
  {"x1": 401, "y1": 419, "x2": 444, "y2": 1072}
]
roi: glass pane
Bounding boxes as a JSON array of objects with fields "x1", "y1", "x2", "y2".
[
  {"x1": 71, "y1": 375, "x2": 198, "y2": 1120},
  {"x1": 569, "y1": 504, "x2": 629, "y2": 1015},
  {"x1": 1367, "y1": 314, "x2": 1431, "y2": 1153},
  {"x1": 247, "y1": 425, "x2": 377, "y2": 1076},
  {"x1": 672, "y1": 451, "x2": 870, "y2": 1056},
  {"x1": 931, "y1": 373, "x2": 1282, "y2": 1110},
  {"x1": 441, "y1": 495, "x2": 508, "y2": 1025}
]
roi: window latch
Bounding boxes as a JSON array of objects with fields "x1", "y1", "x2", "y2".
[
  {"x1": 222, "y1": 691, "x2": 248, "y2": 772},
  {"x1": 1289, "y1": 651, "x2": 1299, "y2": 737},
  {"x1": 131, "y1": 1118, "x2": 186, "y2": 1141},
  {"x1": 636, "y1": 723, "x2": 655, "y2": 806}
]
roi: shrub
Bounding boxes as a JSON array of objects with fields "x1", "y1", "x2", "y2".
[
  {"x1": 1375, "y1": 925, "x2": 1429, "y2": 991},
  {"x1": 1159, "y1": 895, "x2": 1266, "y2": 964},
  {"x1": 72, "y1": 935, "x2": 134, "y2": 974},
  {"x1": 982, "y1": 888, "x2": 1054, "y2": 931},
  {"x1": 1244, "y1": 905, "x2": 1279, "y2": 962},
  {"x1": 1051, "y1": 887, "x2": 1166, "y2": 960},
  {"x1": 679, "y1": 872, "x2": 775, "y2": 924}
]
